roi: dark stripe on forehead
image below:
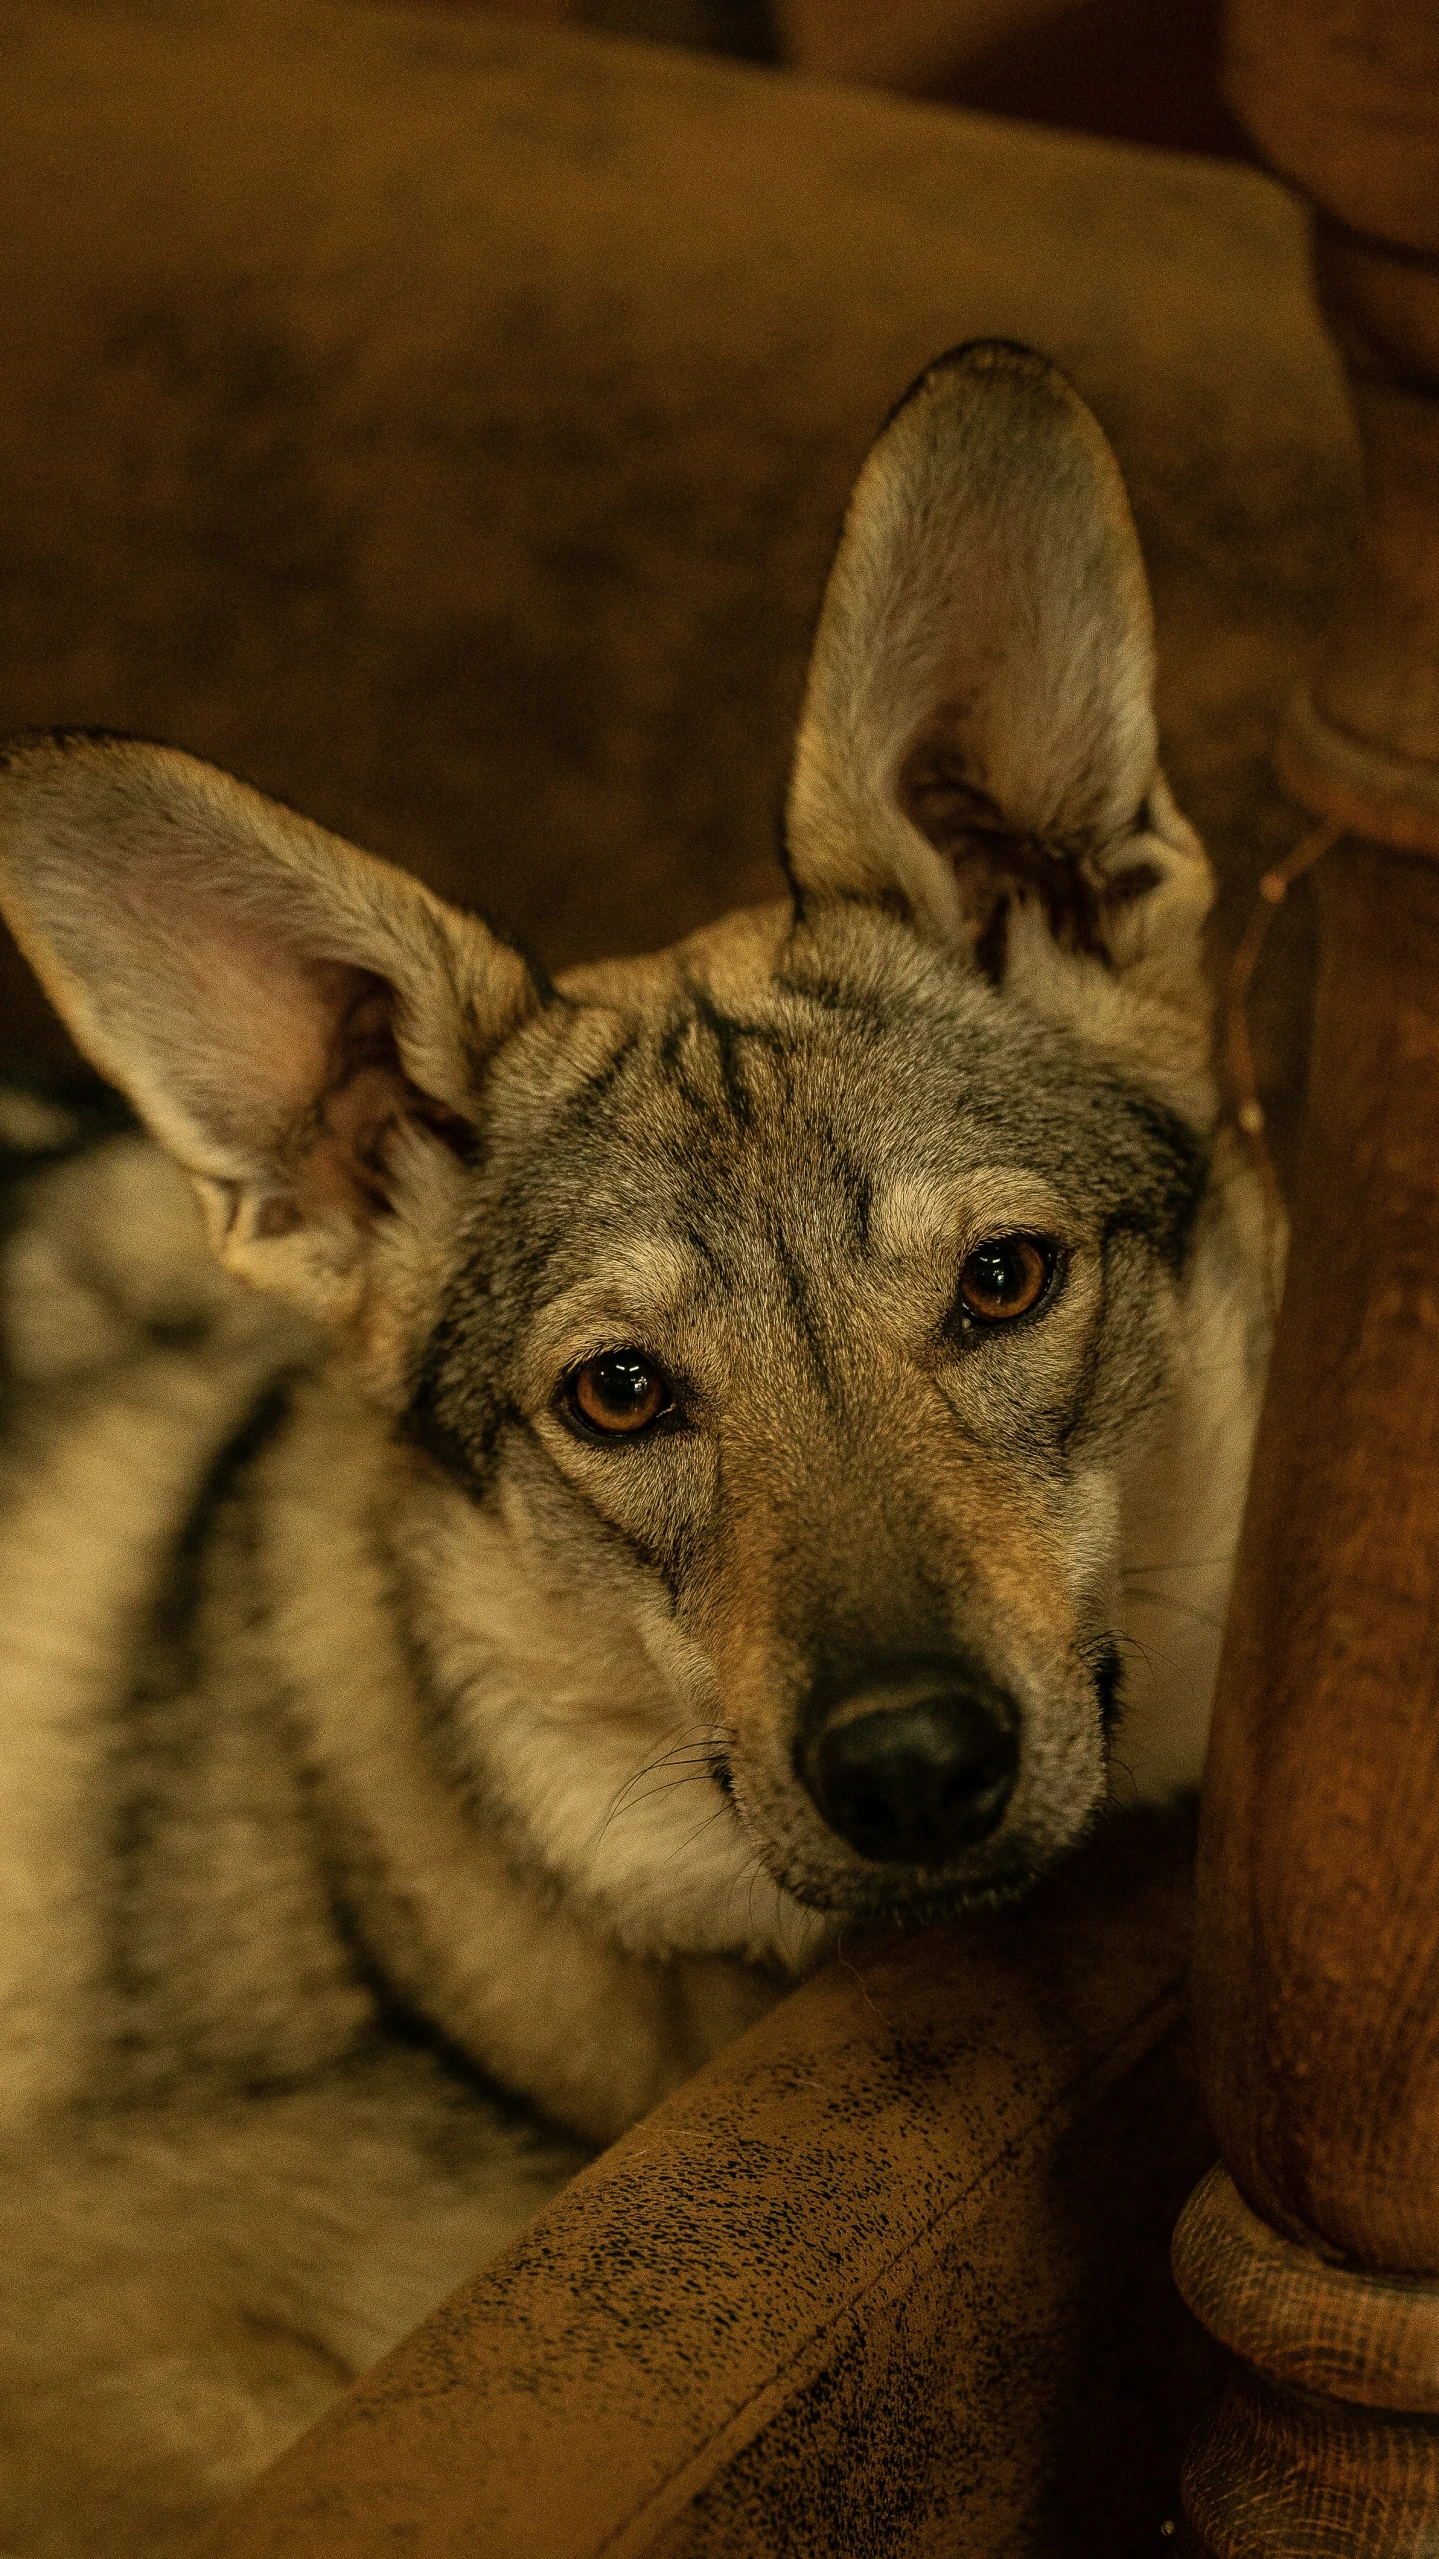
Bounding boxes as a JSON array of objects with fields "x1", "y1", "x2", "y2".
[
  {"x1": 771, "y1": 954, "x2": 894, "y2": 1037},
  {"x1": 662, "y1": 976, "x2": 801, "y2": 1133},
  {"x1": 770, "y1": 1213, "x2": 839, "y2": 1412},
  {"x1": 688, "y1": 982, "x2": 754, "y2": 1130},
  {"x1": 655, "y1": 1008, "x2": 729, "y2": 1135},
  {"x1": 682, "y1": 1218, "x2": 732, "y2": 1288},
  {"x1": 820, "y1": 1137, "x2": 874, "y2": 1252}
]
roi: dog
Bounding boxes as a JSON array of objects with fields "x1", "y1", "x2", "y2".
[{"x1": 0, "y1": 343, "x2": 1271, "y2": 2554}]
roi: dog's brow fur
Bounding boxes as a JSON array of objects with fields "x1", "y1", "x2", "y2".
[{"x1": 0, "y1": 343, "x2": 1274, "y2": 2548}]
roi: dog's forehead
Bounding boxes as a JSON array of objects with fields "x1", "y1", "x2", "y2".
[
  {"x1": 495, "y1": 948, "x2": 989, "y2": 1223},
  {"x1": 479, "y1": 916, "x2": 1206, "y2": 1301}
]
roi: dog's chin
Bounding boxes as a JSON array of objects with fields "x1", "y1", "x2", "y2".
[
  {"x1": 784, "y1": 1864, "x2": 1043, "y2": 1930},
  {"x1": 761, "y1": 1812, "x2": 1101, "y2": 1929}
]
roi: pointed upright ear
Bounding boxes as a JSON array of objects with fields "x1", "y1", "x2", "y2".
[
  {"x1": 0, "y1": 734, "x2": 539, "y2": 1325},
  {"x1": 786, "y1": 342, "x2": 1211, "y2": 1005}
]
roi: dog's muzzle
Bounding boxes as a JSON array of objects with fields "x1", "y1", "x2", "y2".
[{"x1": 799, "y1": 1657, "x2": 1019, "y2": 1866}]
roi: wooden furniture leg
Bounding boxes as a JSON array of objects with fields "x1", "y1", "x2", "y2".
[{"x1": 1173, "y1": 5, "x2": 1439, "y2": 2547}]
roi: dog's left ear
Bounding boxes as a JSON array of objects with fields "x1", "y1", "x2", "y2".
[
  {"x1": 786, "y1": 343, "x2": 1212, "y2": 1052},
  {"x1": 0, "y1": 733, "x2": 539, "y2": 1329}
]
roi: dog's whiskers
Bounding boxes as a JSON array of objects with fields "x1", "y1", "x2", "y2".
[
  {"x1": 589, "y1": 1721, "x2": 728, "y2": 1852},
  {"x1": 721, "y1": 1845, "x2": 767, "y2": 1934},
  {"x1": 618, "y1": 1768, "x2": 721, "y2": 1823},
  {"x1": 665, "y1": 1804, "x2": 733, "y2": 1865}
]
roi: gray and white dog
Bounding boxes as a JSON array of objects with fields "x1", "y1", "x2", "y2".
[{"x1": 0, "y1": 345, "x2": 1270, "y2": 2554}]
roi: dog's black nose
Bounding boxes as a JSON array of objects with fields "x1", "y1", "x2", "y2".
[{"x1": 805, "y1": 1690, "x2": 1019, "y2": 1865}]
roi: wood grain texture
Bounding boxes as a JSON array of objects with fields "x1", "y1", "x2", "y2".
[
  {"x1": 1194, "y1": 28, "x2": 1439, "y2": 2273},
  {"x1": 1183, "y1": 2363, "x2": 1439, "y2": 2559},
  {"x1": 1175, "y1": 2167, "x2": 1439, "y2": 2415},
  {"x1": 1177, "y1": 2168, "x2": 1439, "y2": 2550},
  {"x1": 1193, "y1": 834, "x2": 1439, "y2": 2271},
  {"x1": 1182, "y1": 31, "x2": 1439, "y2": 2542}
]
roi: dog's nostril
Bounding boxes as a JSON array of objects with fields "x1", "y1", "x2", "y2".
[{"x1": 804, "y1": 1693, "x2": 1019, "y2": 1866}]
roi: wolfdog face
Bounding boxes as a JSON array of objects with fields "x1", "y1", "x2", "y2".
[{"x1": 0, "y1": 346, "x2": 1221, "y2": 1962}]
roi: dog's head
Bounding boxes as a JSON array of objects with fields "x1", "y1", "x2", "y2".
[{"x1": 0, "y1": 346, "x2": 1216, "y2": 1955}]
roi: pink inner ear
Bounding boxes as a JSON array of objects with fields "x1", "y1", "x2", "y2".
[
  {"x1": 224, "y1": 969, "x2": 471, "y2": 1244},
  {"x1": 181, "y1": 929, "x2": 340, "y2": 1142},
  {"x1": 170, "y1": 906, "x2": 470, "y2": 1227}
]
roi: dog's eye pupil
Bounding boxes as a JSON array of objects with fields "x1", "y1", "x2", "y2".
[
  {"x1": 958, "y1": 1236, "x2": 1052, "y2": 1324},
  {"x1": 571, "y1": 1350, "x2": 669, "y2": 1435}
]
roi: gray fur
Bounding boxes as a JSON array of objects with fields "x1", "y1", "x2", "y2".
[{"x1": 0, "y1": 345, "x2": 1272, "y2": 2553}]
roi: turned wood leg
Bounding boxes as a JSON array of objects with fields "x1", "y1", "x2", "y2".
[{"x1": 1175, "y1": 6, "x2": 1439, "y2": 2548}]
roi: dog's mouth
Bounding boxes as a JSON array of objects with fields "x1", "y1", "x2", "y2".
[{"x1": 780, "y1": 1847, "x2": 1048, "y2": 1928}]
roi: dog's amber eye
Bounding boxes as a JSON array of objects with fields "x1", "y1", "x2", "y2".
[
  {"x1": 957, "y1": 1236, "x2": 1053, "y2": 1324},
  {"x1": 569, "y1": 1350, "x2": 671, "y2": 1436}
]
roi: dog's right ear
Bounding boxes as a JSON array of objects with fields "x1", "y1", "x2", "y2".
[{"x1": 0, "y1": 734, "x2": 539, "y2": 1327}]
